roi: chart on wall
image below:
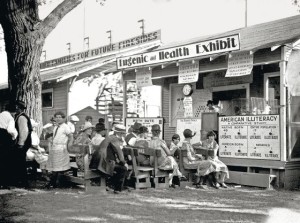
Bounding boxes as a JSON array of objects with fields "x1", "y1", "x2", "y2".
[
  {"x1": 219, "y1": 115, "x2": 280, "y2": 160},
  {"x1": 176, "y1": 118, "x2": 201, "y2": 145}
]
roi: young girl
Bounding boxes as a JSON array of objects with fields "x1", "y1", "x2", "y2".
[
  {"x1": 170, "y1": 134, "x2": 180, "y2": 161},
  {"x1": 201, "y1": 131, "x2": 229, "y2": 188}
]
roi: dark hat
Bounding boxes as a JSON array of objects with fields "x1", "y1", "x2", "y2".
[
  {"x1": 95, "y1": 123, "x2": 106, "y2": 132},
  {"x1": 98, "y1": 118, "x2": 105, "y2": 123},
  {"x1": 207, "y1": 131, "x2": 216, "y2": 138},
  {"x1": 138, "y1": 126, "x2": 149, "y2": 134},
  {"x1": 172, "y1": 134, "x2": 180, "y2": 140},
  {"x1": 132, "y1": 122, "x2": 142, "y2": 132},
  {"x1": 5, "y1": 103, "x2": 16, "y2": 112},
  {"x1": 15, "y1": 100, "x2": 26, "y2": 109},
  {"x1": 183, "y1": 129, "x2": 196, "y2": 138},
  {"x1": 151, "y1": 124, "x2": 161, "y2": 132}
]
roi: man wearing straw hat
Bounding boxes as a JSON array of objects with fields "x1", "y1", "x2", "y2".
[{"x1": 90, "y1": 124, "x2": 128, "y2": 194}]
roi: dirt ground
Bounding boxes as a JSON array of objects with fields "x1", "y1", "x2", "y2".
[{"x1": 1, "y1": 180, "x2": 300, "y2": 223}]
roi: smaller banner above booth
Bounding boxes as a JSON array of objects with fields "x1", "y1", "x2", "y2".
[
  {"x1": 286, "y1": 49, "x2": 300, "y2": 96},
  {"x1": 225, "y1": 51, "x2": 253, "y2": 77},
  {"x1": 178, "y1": 61, "x2": 199, "y2": 84},
  {"x1": 136, "y1": 68, "x2": 153, "y2": 88}
]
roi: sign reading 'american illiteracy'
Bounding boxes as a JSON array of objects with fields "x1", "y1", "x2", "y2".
[
  {"x1": 117, "y1": 34, "x2": 240, "y2": 69},
  {"x1": 219, "y1": 115, "x2": 280, "y2": 160}
]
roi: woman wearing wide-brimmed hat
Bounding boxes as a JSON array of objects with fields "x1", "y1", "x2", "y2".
[{"x1": 73, "y1": 122, "x2": 95, "y2": 171}]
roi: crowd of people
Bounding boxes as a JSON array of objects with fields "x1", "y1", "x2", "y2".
[{"x1": 0, "y1": 100, "x2": 229, "y2": 193}]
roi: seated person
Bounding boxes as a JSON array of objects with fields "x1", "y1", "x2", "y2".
[
  {"x1": 26, "y1": 119, "x2": 49, "y2": 180},
  {"x1": 148, "y1": 124, "x2": 185, "y2": 188},
  {"x1": 181, "y1": 129, "x2": 214, "y2": 189},
  {"x1": 170, "y1": 134, "x2": 181, "y2": 161},
  {"x1": 201, "y1": 131, "x2": 229, "y2": 188},
  {"x1": 90, "y1": 124, "x2": 128, "y2": 194},
  {"x1": 73, "y1": 122, "x2": 94, "y2": 171},
  {"x1": 134, "y1": 126, "x2": 150, "y2": 166}
]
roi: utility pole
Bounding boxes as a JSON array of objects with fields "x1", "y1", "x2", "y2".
[
  {"x1": 245, "y1": 0, "x2": 248, "y2": 27},
  {"x1": 106, "y1": 30, "x2": 112, "y2": 45},
  {"x1": 84, "y1": 37, "x2": 89, "y2": 50},
  {"x1": 138, "y1": 19, "x2": 145, "y2": 35}
]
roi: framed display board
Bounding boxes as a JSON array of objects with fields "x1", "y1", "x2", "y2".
[
  {"x1": 176, "y1": 118, "x2": 201, "y2": 145},
  {"x1": 125, "y1": 117, "x2": 164, "y2": 139},
  {"x1": 218, "y1": 115, "x2": 280, "y2": 160}
]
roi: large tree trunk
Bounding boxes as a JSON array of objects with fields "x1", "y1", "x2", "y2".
[
  {"x1": 4, "y1": 30, "x2": 44, "y2": 125},
  {"x1": 0, "y1": 0, "x2": 83, "y2": 134}
]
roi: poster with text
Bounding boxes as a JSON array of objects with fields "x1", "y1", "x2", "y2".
[
  {"x1": 136, "y1": 68, "x2": 153, "y2": 88},
  {"x1": 178, "y1": 61, "x2": 199, "y2": 84},
  {"x1": 225, "y1": 51, "x2": 253, "y2": 77},
  {"x1": 125, "y1": 117, "x2": 163, "y2": 139},
  {"x1": 219, "y1": 115, "x2": 280, "y2": 160}
]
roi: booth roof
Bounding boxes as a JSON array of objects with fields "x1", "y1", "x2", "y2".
[{"x1": 156, "y1": 14, "x2": 300, "y2": 53}]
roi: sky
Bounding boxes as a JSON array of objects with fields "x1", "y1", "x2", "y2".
[{"x1": 0, "y1": 0, "x2": 299, "y2": 83}]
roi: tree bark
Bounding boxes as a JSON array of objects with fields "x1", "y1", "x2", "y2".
[{"x1": 0, "y1": 0, "x2": 82, "y2": 134}]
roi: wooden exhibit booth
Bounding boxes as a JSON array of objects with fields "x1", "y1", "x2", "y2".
[{"x1": 118, "y1": 15, "x2": 300, "y2": 189}]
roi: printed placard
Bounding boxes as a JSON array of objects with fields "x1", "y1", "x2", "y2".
[
  {"x1": 183, "y1": 96, "x2": 193, "y2": 117},
  {"x1": 178, "y1": 61, "x2": 199, "y2": 84},
  {"x1": 219, "y1": 115, "x2": 280, "y2": 160},
  {"x1": 136, "y1": 68, "x2": 153, "y2": 88},
  {"x1": 226, "y1": 51, "x2": 253, "y2": 77},
  {"x1": 125, "y1": 117, "x2": 163, "y2": 139}
]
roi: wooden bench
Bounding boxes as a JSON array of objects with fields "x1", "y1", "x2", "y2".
[
  {"x1": 178, "y1": 144, "x2": 215, "y2": 182},
  {"x1": 123, "y1": 147, "x2": 154, "y2": 189},
  {"x1": 127, "y1": 146, "x2": 171, "y2": 189},
  {"x1": 64, "y1": 145, "x2": 106, "y2": 193}
]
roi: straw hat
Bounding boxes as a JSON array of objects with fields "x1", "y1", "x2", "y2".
[
  {"x1": 70, "y1": 115, "x2": 79, "y2": 122},
  {"x1": 114, "y1": 124, "x2": 126, "y2": 133},
  {"x1": 81, "y1": 122, "x2": 94, "y2": 131}
]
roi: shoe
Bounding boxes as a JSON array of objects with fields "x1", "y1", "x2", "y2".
[
  {"x1": 196, "y1": 184, "x2": 208, "y2": 189},
  {"x1": 220, "y1": 183, "x2": 228, "y2": 188},
  {"x1": 214, "y1": 183, "x2": 220, "y2": 189},
  {"x1": 179, "y1": 176, "x2": 188, "y2": 181},
  {"x1": 169, "y1": 184, "x2": 176, "y2": 188},
  {"x1": 114, "y1": 190, "x2": 124, "y2": 194}
]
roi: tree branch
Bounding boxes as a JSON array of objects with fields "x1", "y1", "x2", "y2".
[{"x1": 40, "y1": 0, "x2": 83, "y2": 37}]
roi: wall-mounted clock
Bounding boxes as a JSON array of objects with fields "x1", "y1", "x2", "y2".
[{"x1": 182, "y1": 84, "x2": 193, "y2": 96}]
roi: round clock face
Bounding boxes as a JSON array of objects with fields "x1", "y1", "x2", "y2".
[{"x1": 182, "y1": 84, "x2": 193, "y2": 96}]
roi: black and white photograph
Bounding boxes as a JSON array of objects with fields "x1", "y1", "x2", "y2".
[{"x1": 0, "y1": 0, "x2": 300, "y2": 222}]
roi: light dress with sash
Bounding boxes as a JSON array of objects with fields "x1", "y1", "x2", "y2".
[{"x1": 47, "y1": 123, "x2": 71, "y2": 171}]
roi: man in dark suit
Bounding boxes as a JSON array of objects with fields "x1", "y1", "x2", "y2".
[
  {"x1": 90, "y1": 124, "x2": 128, "y2": 194},
  {"x1": 13, "y1": 100, "x2": 33, "y2": 188}
]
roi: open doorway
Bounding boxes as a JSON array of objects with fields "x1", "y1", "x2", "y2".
[{"x1": 211, "y1": 84, "x2": 249, "y2": 115}]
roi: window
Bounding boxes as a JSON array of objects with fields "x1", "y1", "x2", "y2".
[{"x1": 42, "y1": 89, "x2": 53, "y2": 108}]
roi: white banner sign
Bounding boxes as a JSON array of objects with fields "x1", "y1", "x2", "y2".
[
  {"x1": 117, "y1": 34, "x2": 240, "y2": 69},
  {"x1": 136, "y1": 68, "x2": 153, "y2": 88},
  {"x1": 183, "y1": 96, "x2": 193, "y2": 117},
  {"x1": 225, "y1": 51, "x2": 253, "y2": 77},
  {"x1": 219, "y1": 115, "x2": 280, "y2": 160},
  {"x1": 178, "y1": 61, "x2": 199, "y2": 84}
]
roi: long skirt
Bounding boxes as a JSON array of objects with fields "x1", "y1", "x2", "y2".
[
  {"x1": 47, "y1": 144, "x2": 70, "y2": 172},
  {"x1": 158, "y1": 156, "x2": 182, "y2": 177}
]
